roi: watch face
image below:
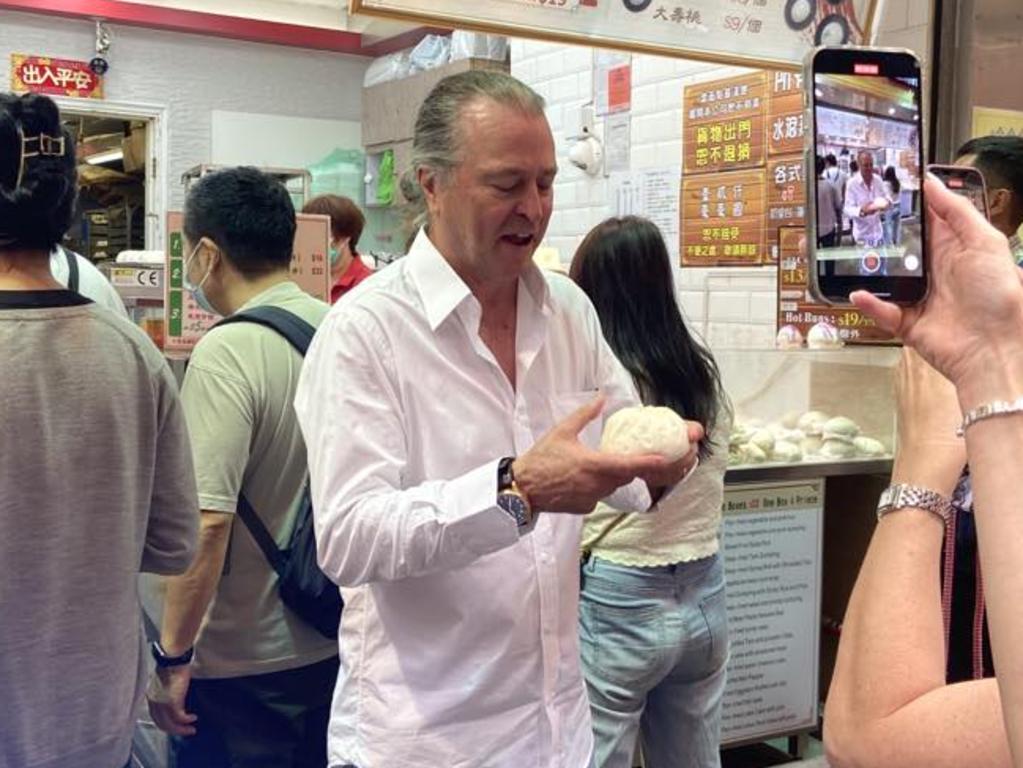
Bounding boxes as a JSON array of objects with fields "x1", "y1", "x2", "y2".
[{"x1": 498, "y1": 493, "x2": 529, "y2": 526}]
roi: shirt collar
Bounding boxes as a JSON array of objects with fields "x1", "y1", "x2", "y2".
[
  {"x1": 337, "y1": 255, "x2": 372, "y2": 289},
  {"x1": 236, "y1": 280, "x2": 303, "y2": 314},
  {"x1": 406, "y1": 228, "x2": 553, "y2": 331}
]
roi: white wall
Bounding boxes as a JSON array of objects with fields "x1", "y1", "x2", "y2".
[
  {"x1": 511, "y1": 0, "x2": 932, "y2": 350},
  {"x1": 0, "y1": 10, "x2": 369, "y2": 211}
]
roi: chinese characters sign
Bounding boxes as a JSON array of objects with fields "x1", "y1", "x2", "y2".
[
  {"x1": 682, "y1": 170, "x2": 766, "y2": 266},
  {"x1": 10, "y1": 54, "x2": 103, "y2": 99},
  {"x1": 164, "y1": 212, "x2": 332, "y2": 354},
  {"x1": 776, "y1": 226, "x2": 893, "y2": 344},
  {"x1": 767, "y1": 70, "x2": 805, "y2": 156},
  {"x1": 683, "y1": 72, "x2": 767, "y2": 173},
  {"x1": 767, "y1": 155, "x2": 806, "y2": 259},
  {"x1": 350, "y1": 0, "x2": 876, "y2": 68}
]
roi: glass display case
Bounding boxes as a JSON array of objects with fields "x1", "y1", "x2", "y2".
[{"x1": 716, "y1": 346, "x2": 900, "y2": 479}]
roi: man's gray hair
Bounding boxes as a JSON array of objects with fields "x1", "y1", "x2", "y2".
[{"x1": 411, "y1": 69, "x2": 546, "y2": 177}]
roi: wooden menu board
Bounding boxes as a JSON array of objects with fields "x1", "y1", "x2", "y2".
[
  {"x1": 776, "y1": 226, "x2": 893, "y2": 344},
  {"x1": 683, "y1": 72, "x2": 767, "y2": 174},
  {"x1": 767, "y1": 70, "x2": 806, "y2": 157},
  {"x1": 766, "y1": 155, "x2": 807, "y2": 263},
  {"x1": 681, "y1": 170, "x2": 766, "y2": 266},
  {"x1": 164, "y1": 213, "x2": 332, "y2": 354},
  {"x1": 350, "y1": 0, "x2": 877, "y2": 70}
]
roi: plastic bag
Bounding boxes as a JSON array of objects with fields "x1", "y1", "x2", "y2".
[
  {"x1": 450, "y1": 31, "x2": 508, "y2": 63},
  {"x1": 408, "y1": 34, "x2": 451, "y2": 74},
  {"x1": 363, "y1": 49, "x2": 411, "y2": 88}
]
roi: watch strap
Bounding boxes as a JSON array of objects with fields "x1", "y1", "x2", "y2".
[
  {"x1": 877, "y1": 483, "x2": 953, "y2": 526},
  {"x1": 151, "y1": 641, "x2": 194, "y2": 668},
  {"x1": 497, "y1": 456, "x2": 516, "y2": 492}
]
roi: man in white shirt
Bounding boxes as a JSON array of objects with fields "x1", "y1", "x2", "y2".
[
  {"x1": 294, "y1": 71, "x2": 700, "y2": 768},
  {"x1": 843, "y1": 151, "x2": 888, "y2": 247}
]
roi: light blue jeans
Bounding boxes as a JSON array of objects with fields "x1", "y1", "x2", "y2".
[{"x1": 579, "y1": 554, "x2": 728, "y2": 768}]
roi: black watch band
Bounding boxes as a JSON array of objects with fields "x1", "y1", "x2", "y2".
[
  {"x1": 498, "y1": 456, "x2": 516, "y2": 492},
  {"x1": 151, "y1": 641, "x2": 194, "y2": 668}
]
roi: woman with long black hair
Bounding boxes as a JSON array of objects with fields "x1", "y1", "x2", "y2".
[{"x1": 571, "y1": 216, "x2": 731, "y2": 768}]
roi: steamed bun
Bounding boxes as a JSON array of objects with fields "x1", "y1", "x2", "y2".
[{"x1": 600, "y1": 406, "x2": 691, "y2": 461}]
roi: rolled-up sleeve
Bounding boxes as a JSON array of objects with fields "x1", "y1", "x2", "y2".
[{"x1": 294, "y1": 310, "x2": 520, "y2": 588}]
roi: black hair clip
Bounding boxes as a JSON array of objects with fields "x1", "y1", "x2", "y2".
[{"x1": 14, "y1": 130, "x2": 67, "y2": 191}]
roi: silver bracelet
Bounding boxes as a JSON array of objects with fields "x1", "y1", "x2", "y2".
[{"x1": 957, "y1": 396, "x2": 1023, "y2": 436}]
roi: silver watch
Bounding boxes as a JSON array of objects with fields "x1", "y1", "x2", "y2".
[{"x1": 876, "y1": 484, "x2": 953, "y2": 526}]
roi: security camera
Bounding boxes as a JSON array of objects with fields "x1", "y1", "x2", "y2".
[{"x1": 569, "y1": 135, "x2": 604, "y2": 176}]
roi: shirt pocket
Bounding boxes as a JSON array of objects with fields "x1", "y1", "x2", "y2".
[{"x1": 551, "y1": 390, "x2": 603, "y2": 451}]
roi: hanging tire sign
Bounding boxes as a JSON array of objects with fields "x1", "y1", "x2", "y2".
[
  {"x1": 622, "y1": 0, "x2": 653, "y2": 12},
  {"x1": 784, "y1": 0, "x2": 816, "y2": 31},
  {"x1": 815, "y1": 14, "x2": 851, "y2": 45}
]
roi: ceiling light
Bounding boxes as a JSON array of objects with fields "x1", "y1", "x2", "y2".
[
  {"x1": 888, "y1": 107, "x2": 896, "y2": 115},
  {"x1": 85, "y1": 149, "x2": 123, "y2": 166}
]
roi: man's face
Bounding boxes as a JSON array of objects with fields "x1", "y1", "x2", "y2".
[
  {"x1": 421, "y1": 98, "x2": 557, "y2": 285},
  {"x1": 858, "y1": 153, "x2": 874, "y2": 182}
]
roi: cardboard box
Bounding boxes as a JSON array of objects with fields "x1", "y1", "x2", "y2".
[{"x1": 122, "y1": 126, "x2": 146, "y2": 174}]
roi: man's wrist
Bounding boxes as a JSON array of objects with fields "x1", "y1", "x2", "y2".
[
  {"x1": 152, "y1": 640, "x2": 194, "y2": 668},
  {"x1": 955, "y1": 348, "x2": 1023, "y2": 413}
]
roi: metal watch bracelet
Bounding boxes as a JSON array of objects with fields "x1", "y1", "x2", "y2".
[
  {"x1": 957, "y1": 396, "x2": 1023, "y2": 436},
  {"x1": 876, "y1": 484, "x2": 953, "y2": 526}
]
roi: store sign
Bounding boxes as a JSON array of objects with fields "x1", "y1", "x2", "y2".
[
  {"x1": 681, "y1": 170, "x2": 765, "y2": 266},
  {"x1": 10, "y1": 54, "x2": 103, "y2": 99},
  {"x1": 775, "y1": 226, "x2": 894, "y2": 344},
  {"x1": 164, "y1": 212, "x2": 332, "y2": 354},
  {"x1": 721, "y1": 481, "x2": 823, "y2": 745},
  {"x1": 767, "y1": 70, "x2": 805, "y2": 157},
  {"x1": 766, "y1": 155, "x2": 806, "y2": 260},
  {"x1": 350, "y1": 0, "x2": 876, "y2": 68},
  {"x1": 972, "y1": 106, "x2": 1023, "y2": 138},
  {"x1": 683, "y1": 73, "x2": 767, "y2": 174}
]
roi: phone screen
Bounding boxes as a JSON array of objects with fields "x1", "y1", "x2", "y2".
[
  {"x1": 811, "y1": 48, "x2": 926, "y2": 304},
  {"x1": 928, "y1": 165, "x2": 990, "y2": 218}
]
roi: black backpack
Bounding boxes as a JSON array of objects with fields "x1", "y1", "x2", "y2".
[{"x1": 214, "y1": 305, "x2": 342, "y2": 639}]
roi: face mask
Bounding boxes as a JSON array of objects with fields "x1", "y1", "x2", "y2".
[
  {"x1": 183, "y1": 241, "x2": 219, "y2": 316},
  {"x1": 329, "y1": 246, "x2": 341, "y2": 266}
]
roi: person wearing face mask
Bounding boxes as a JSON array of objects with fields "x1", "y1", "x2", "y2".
[
  {"x1": 146, "y1": 167, "x2": 337, "y2": 768},
  {"x1": 301, "y1": 193, "x2": 372, "y2": 303},
  {"x1": 955, "y1": 135, "x2": 1023, "y2": 264}
]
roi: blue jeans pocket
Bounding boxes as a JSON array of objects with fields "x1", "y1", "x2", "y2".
[{"x1": 698, "y1": 573, "x2": 729, "y2": 670}]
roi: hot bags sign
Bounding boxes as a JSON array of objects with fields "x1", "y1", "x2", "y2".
[{"x1": 10, "y1": 54, "x2": 103, "y2": 99}]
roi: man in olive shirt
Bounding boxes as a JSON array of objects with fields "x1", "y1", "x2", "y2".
[{"x1": 147, "y1": 167, "x2": 337, "y2": 767}]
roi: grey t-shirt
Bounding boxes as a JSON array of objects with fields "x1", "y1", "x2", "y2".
[
  {"x1": 182, "y1": 281, "x2": 337, "y2": 678},
  {"x1": 0, "y1": 291, "x2": 198, "y2": 768}
]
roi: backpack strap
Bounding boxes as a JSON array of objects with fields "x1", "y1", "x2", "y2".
[
  {"x1": 63, "y1": 247, "x2": 80, "y2": 294},
  {"x1": 212, "y1": 305, "x2": 317, "y2": 577},
  {"x1": 214, "y1": 305, "x2": 315, "y2": 356}
]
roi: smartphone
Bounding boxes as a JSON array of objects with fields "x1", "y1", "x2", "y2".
[
  {"x1": 927, "y1": 164, "x2": 990, "y2": 219},
  {"x1": 806, "y1": 47, "x2": 928, "y2": 305}
]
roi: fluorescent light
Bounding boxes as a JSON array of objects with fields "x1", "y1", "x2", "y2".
[
  {"x1": 888, "y1": 107, "x2": 897, "y2": 115},
  {"x1": 85, "y1": 149, "x2": 123, "y2": 166}
]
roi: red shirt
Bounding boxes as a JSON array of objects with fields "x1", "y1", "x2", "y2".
[{"x1": 331, "y1": 255, "x2": 374, "y2": 304}]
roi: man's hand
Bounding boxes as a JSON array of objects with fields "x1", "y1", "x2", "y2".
[
  {"x1": 639, "y1": 420, "x2": 704, "y2": 493},
  {"x1": 147, "y1": 665, "x2": 198, "y2": 737},
  {"x1": 513, "y1": 396, "x2": 703, "y2": 514}
]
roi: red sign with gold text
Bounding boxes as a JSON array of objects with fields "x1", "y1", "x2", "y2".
[{"x1": 10, "y1": 54, "x2": 103, "y2": 99}]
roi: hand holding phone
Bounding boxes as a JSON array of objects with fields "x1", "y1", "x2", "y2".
[{"x1": 806, "y1": 46, "x2": 928, "y2": 306}]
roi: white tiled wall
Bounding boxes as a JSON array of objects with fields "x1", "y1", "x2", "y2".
[{"x1": 510, "y1": 0, "x2": 932, "y2": 350}]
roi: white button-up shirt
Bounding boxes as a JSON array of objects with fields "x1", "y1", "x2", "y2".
[
  {"x1": 294, "y1": 231, "x2": 650, "y2": 768},
  {"x1": 842, "y1": 172, "x2": 888, "y2": 246}
]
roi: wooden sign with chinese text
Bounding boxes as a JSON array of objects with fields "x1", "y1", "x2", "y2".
[
  {"x1": 683, "y1": 72, "x2": 767, "y2": 174},
  {"x1": 767, "y1": 69, "x2": 805, "y2": 156},
  {"x1": 766, "y1": 155, "x2": 807, "y2": 262},
  {"x1": 681, "y1": 170, "x2": 766, "y2": 266},
  {"x1": 10, "y1": 54, "x2": 103, "y2": 99},
  {"x1": 776, "y1": 226, "x2": 894, "y2": 344}
]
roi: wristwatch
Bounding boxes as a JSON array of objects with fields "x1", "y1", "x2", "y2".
[
  {"x1": 497, "y1": 457, "x2": 533, "y2": 530},
  {"x1": 876, "y1": 484, "x2": 953, "y2": 526},
  {"x1": 150, "y1": 641, "x2": 194, "y2": 668}
]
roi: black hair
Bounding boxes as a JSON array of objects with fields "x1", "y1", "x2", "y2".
[
  {"x1": 816, "y1": 156, "x2": 826, "y2": 176},
  {"x1": 570, "y1": 216, "x2": 728, "y2": 458},
  {"x1": 883, "y1": 166, "x2": 901, "y2": 195},
  {"x1": 825, "y1": 153, "x2": 838, "y2": 167},
  {"x1": 184, "y1": 167, "x2": 296, "y2": 276},
  {"x1": 850, "y1": 159, "x2": 859, "y2": 174},
  {"x1": 956, "y1": 135, "x2": 1023, "y2": 214},
  {"x1": 0, "y1": 92, "x2": 77, "y2": 252}
]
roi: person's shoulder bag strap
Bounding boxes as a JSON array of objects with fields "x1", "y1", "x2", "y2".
[
  {"x1": 212, "y1": 305, "x2": 317, "y2": 576},
  {"x1": 62, "y1": 247, "x2": 80, "y2": 294}
]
